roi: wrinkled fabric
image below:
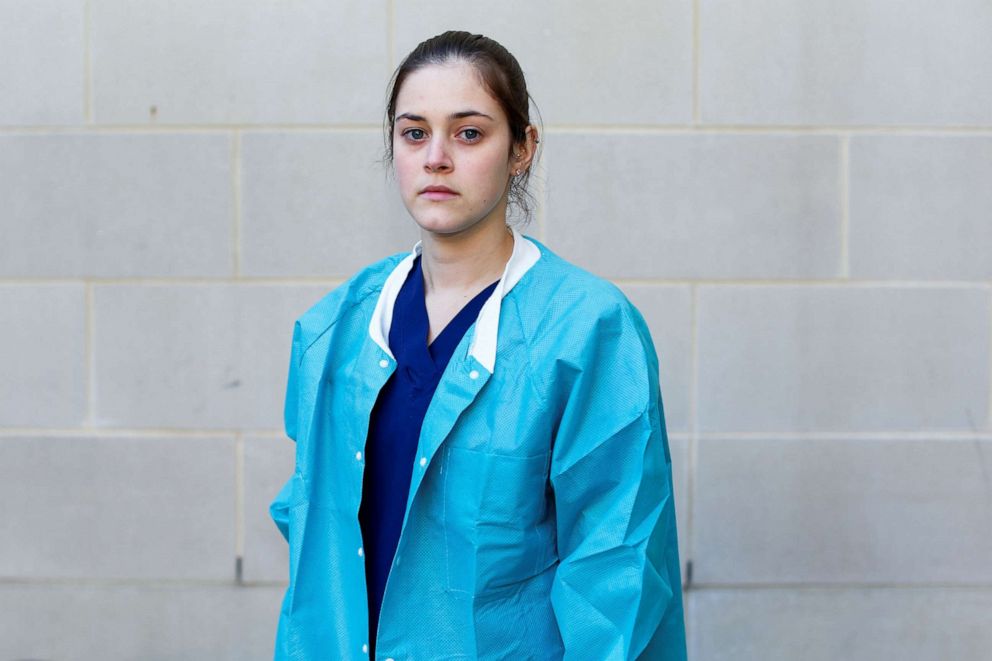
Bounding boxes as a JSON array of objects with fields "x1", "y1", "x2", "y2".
[
  {"x1": 360, "y1": 253, "x2": 500, "y2": 658},
  {"x1": 270, "y1": 229, "x2": 686, "y2": 660}
]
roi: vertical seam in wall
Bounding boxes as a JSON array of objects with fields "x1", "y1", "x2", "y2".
[
  {"x1": 232, "y1": 131, "x2": 242, "y2": 277},
  {"x1": 387, "y1": 0, "x2": 396, "y2": 71},
  {"x1": 235, "y1": 433, "x2": 245, "y2": 567},
  {"x1": 687, "y1": 283, "x2": 699, "y2": 583},
  {"x1": 83, "y1": 0, "x2": 93, "y2": 123},
  {"x1": 988, "y1": 286, "x2": 992, "y2": 431},
  {"x1": 840, "y1": 134, "x2": 850, "y2": 278},
  {"x1": 692, "y1": 0, "x2": 701, "y2": 124},
  {"x1": 85, "y1": 282, "x2": 95, "y2": 427}
]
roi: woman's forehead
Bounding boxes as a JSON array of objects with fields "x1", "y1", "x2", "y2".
[{"x1": 395, "y1": 61, "x2": 504, "y2": 120}]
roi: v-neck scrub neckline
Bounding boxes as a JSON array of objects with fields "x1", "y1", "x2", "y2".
[
  {"x1": 400, "y1": 254, "x2": 501, "y2": 373},
  {"x1": 358, "y1": 253, "x2": 500, "y2": 655}
]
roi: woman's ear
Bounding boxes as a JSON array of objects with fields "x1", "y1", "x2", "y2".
[{"x1": 512, "y1": 125, "x2": 539, "y2": 175}]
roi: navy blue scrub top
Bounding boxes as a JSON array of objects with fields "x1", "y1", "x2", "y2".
[{"x1": 358, "y1": 254, "x2": 500, "y2": 652}]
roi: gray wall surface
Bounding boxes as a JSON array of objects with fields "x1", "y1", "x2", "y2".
[{"x1": 2, "y1": 1, "x2": 990, "y2": 659}]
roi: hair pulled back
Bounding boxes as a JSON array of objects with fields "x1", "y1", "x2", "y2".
[{"x1": 384, "y1": 30, "x2": 541, "y2": 224}]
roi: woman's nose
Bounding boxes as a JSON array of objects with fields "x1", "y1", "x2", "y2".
[{"x1": 424, "y1": 137, "x2": 452, "y2": 173}]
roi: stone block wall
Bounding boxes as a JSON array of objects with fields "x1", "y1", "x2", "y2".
[{"x1": 2, "y1": 1, "x2": 990, "y2": 658}]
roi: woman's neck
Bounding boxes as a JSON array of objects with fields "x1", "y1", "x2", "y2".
[{"x1": 419, "y1": 219, "x2": 514, "y2": 296}]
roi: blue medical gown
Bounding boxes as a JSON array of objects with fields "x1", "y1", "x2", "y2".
[{"x1": 270, "y1": 233, "x2": 687, "y2": 660}]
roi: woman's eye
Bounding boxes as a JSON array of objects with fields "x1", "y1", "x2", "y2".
[
  {"x1": 404, "y1": 128, "x2": 426, "y2": 141},
  {"x1": 460, "y1": 128, "x2": 481, "y2": 141}
]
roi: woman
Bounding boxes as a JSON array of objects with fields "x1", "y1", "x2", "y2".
[{"x1": 270, "y1": 31, "x2": 686, "y2": 660}]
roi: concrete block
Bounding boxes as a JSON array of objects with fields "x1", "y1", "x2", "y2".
[
  {"x1": 690, "y1": 587, "x2": 992, "y2": 661},
  {"x1": 850, "y1": 136, "x2": 992, "y2": 279},
  {"x1": 697, "y1": 286, "x2": 990, "y2": 432},
  {"x1": 91, "y1": 0, "x2": 390, "y2": 124},
  {"x1": 0, "y1": 0, "x2": 84, "y2": 125},
  {"x1": 0, "y1": 285, "x2": 86, "y2": 426},
  {"x1": 617, "y1": 284, "x2": 692, "y2": 433},
  {"x1": 241, "y1": 131, "x2": 419, "y2": 277},
  {"x1": 545, "y1": 134, "x2": 841, "y2": 279},
  {"x1": 94, "y1": 284, "x2": 328, "y2": 429},
  {"x1": 243, "y1": 435, "x2": 295, "y2": 583},
  {"x1": 0, "y1": 133, "x2": 232, "y2": 277},
  {"x1": 0, "y1": 583, "x2": 283, "y2": 661},
  {"x1": 693, "y1": 437, "x2": 992, "y2": 584},
  {"x1": 699, "y1": 0, "x2": 992, "y2": 125},
  {"x1": 0, "y1": 435, "x2": 235, "y2": 580},
  {"x1": 394, "y1": 0, "x2": 693, "y2": 124}
]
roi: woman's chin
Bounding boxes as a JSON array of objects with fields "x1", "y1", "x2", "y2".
[
  {"x1": 409, "y1": 215, "x2": 481, "y2": 237},
  {"x1": 407, "y1": 209, "x2": 511, "y2": 239}
]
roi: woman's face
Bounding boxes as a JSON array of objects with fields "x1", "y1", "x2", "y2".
[{"x1": 392, "y1": 60, "x2": 522, "y2": 237}]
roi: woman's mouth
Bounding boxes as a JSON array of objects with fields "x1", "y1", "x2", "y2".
[{"x1": 420, "y1": 185, "x2": 459, "y2": 200}]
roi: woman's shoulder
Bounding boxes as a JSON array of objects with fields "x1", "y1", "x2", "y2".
[
  {"x1": 295, "y1": 251, "x2": 409, "y2": 344},
  {"x1": 517, "y1": 237, "x2": 644, "y2": 328},
  {"x1": 513, "y1": 238, "x2": 660, "y2": 407}
]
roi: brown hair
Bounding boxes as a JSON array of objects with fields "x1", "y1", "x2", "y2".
[{"x1": 383, "y1": 30, "x2": 541, "y2": 224}]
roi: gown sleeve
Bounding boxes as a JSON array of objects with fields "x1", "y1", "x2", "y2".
[
  {"x1": 269, "y1": 321, "x2": 302, "y2": 543},
  {"x1": 548, "y1": 302, "x2": 686, "y2": 661}
]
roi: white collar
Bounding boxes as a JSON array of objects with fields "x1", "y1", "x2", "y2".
[{"x1": 368, "y1": 227, "x2": 542, "y2": 374}]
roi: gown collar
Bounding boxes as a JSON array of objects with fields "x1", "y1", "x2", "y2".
[
  {"x1": 368, "y1": 226, "x2": 542, "y2": 374},
  {"x1": 394, "y1": 254, "x2": 499, "y2": 377}
]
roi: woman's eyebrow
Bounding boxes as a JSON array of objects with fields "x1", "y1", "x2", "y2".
[
  {"x1": 395, "y1": 110, "x2": 495, "y2": 122},
  {"x1": 449, "y1": 110, "x2": 495, "y2": 120}
]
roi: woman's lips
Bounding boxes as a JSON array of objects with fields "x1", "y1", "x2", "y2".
[{"x1": 420, "y1": 186, "x2": 458, "y2": 201}]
